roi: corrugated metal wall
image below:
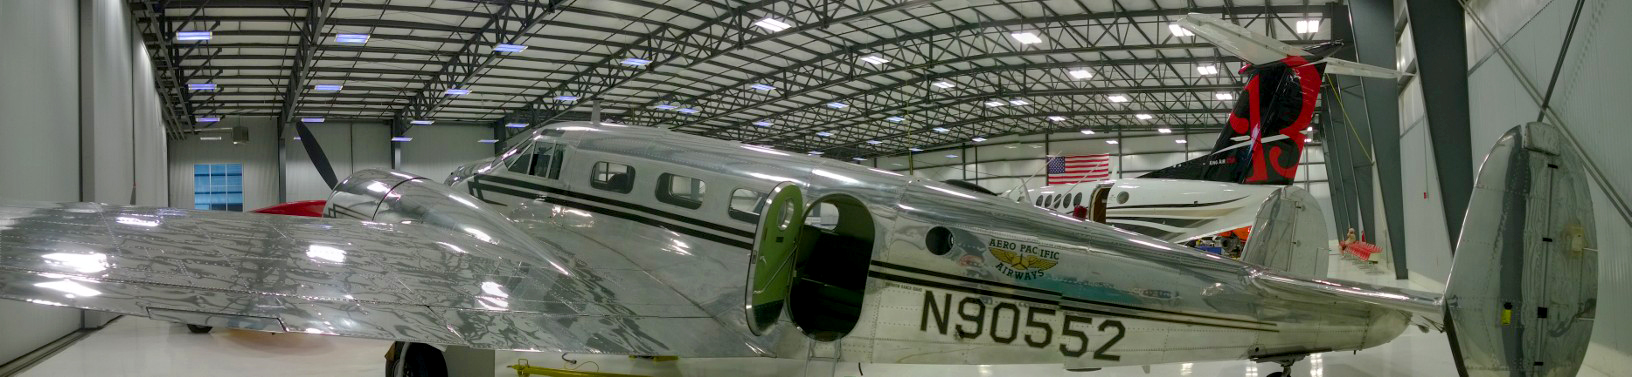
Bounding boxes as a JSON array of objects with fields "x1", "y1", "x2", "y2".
[{"x1": 1422, "y1": 0, "x2": 1632, "y2": 373}]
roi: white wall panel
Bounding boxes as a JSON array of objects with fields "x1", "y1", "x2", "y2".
[
  {"x1": 0, "y1": 0, "x2": 85, "y2": 364},
  {"x1": 80, "y1": 0, "x2": 135, "y2": 204},
  {"x1": 400, "y1": 126, "x2": 495, "y2": 182}
]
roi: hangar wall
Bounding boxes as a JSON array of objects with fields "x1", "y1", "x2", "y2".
[
  {"x1": 0, "y1": 0, "x2": 169, "y2": 366},
  {"x1": 1397, "y1": 0, "x2": 1632, "y2": 374},
  {"x1": 169, "y1": 119, "x2": 496, "y2": 209},
  {"x1": 867, "y1": 130, "x2": 1334, "y2": 240}
]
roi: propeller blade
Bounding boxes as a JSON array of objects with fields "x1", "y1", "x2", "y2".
[{"x1": 293, "y1": 122, "x2": 340, "y2": 189}]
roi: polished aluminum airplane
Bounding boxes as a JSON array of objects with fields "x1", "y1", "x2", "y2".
[{"x1": 0, "y1": 16, "x2": 1599, "y2": 377}]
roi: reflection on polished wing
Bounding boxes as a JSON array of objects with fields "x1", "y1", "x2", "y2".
[{"x1": 0, "y1": 199, "x2": 759, "y2": 356}]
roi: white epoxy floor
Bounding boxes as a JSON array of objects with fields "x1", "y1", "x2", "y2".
[{"x1": 14, "y1": 253, "x2": 1614, "y2": 377}]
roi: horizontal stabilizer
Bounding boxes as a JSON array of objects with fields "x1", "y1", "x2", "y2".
[
  {"x1": 1177, "y1": 13, "x2": 1304, "y2": 65},
  {"x1": 1313, "y1": 58, "x2": 1411, "y2": 79}
]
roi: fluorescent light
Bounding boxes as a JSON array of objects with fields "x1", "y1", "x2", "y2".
[
  {"x1": 1215, "y1": 92, "x2": 1235, "y2": 100},
  {"x1": 1197, "y1": 65, "x2": 1219, "y2": 75},
  {"x1": 1176, "y1": 139, "x2": 1188, "y2": 144},
  {"x1": 826, "y1": 102, "x2": 848, "y2": 109},
  {"x1": 1080, "y1": 129, "x2": 1095, "y2": 135},
  {"x1": 816, "y1": 131, "x2": 833, "y2": 137},
  {"x1": 188, "y1": 83, "x2": 217, "y2": 91},
  {"x1": 478, "y1": 139, "x2": 499, "y2": 144},
  {"x1": 555, "y1": 95, "x2": 578, "y2": 101},
  {"x1": 754, "y1": 17, "x2": 792, "y2": 32},
  {"x1": 1305, "y1": 137, "x2": 1314, "y2": 142},
  {"x1": 1106, "y1": 140, "x2": 1119, "y2": 144},
  {"x1": 932, "y1": 81, "x2": 955, "y2": 89},
  {"x1": 852, "y1": 157, "x2": 866, "y2": 161},
  {"x1": 945, "y1": 154, "x2": 959, "y2": 158},
  {"x1": 1106, "y1": 94, "x2": 1130, "y2": 103},
  {"x1": 859, "y1": 55, "x2": 890, "y2": 65},
  {"x1": 1157, "y1": 128, "x2": 1173, "y2": 133},
  {"x1": 1008, "y1": 99, "x2": 1029, "y2": 106},
  {"x1": 1047, "y1": 115, "x2": 1067, "y2": 122},
  {"x1": 391, "y1": 137, "x2": 412, "y2": 142},
  {"x1": 199, "y1": 136, "x2": 223, "y2": 141},
  {"x1": 1296, "y1": 19, "x2": 1321, "y2": 34},
  {"x1": 335, "y1": 33, "x2": 369, "y2": 44},
  {"x1": 410, "y1": 120, "x2": 434, "y2": 125},
  {"x1": 195, "y1": 116, "x2": 221, "y2": 123},
  {"x1": 885, "y1": 116, "x2": 904, "y2": 122},
  {"x1": 313, "y1": 84, "x2": 342, "y2": 91},
  {"x1": 984, "y1": 100, "x2": 1006, "y2": 107},
  {"x1": 621, "y1": 57, "x2": 653, "y2": 66},
  {"x1": 931, "y1": 127, "x2": 949, "y2": 133},
  {"x1": 301, "y1": 117, "x2": 325, "y2": 123},
  {"x1": 444, "y1": 88, "x2": 470, "y2": 96},
  {"x1": 1010, "y1": 32, "x2": 1043, "y2": 45},
  {"x1": 1169, "y1": 23, "x2": 1194, "y2": 37},
  {"x1": 866, "y1": 140, "x2": 882, "y2": 145},
  {"x1": 176, "y1": 31, "x2": 212, "y2": 41},
  {"x1": 908, "y1": 147, "x2": 923, "y2": 152},
  {"x1": 971, "y1": 137, "x2": 986, "y2": 142},
  {"x1": 750, "y1": 83, "x2": 775, "y2": 91},
  {"x1": 1135, "y1": 113, "x2": 1154, "y2": 120},
  {"x1": 493, "y1": 43, "x2": 527, "y2": 53},
  {"x1": 1068, "y1": 69, "x2": 1094, "y2": 80},
  {"x1": 752, "y1": 121, "x2": 772, "y2": 127},
  {"x1": 505, "y1": 122, "x2": 527, "y2": 128},
  {"x1": 808, "y1": 151, "x2": 824, "y2": 155},
  {"x1": 655, "y1": 104, "x2": 678, "y2": 110},
  {"x1": 677, "y1": 108, "x2": 700, "y2": 114}
]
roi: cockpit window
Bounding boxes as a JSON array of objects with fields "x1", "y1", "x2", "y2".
[
  {"x1": 504, "y1": 143, "x2": 533, "y2": 174},
  {"x1": 590, "y1": 162, "x2": 635, "y2": 193},
  {"x1": 656, "y1": 173, "x2": 706, "y2": 210},
  {"x1": 528, "y1": 143, "x2": 564, "y2": 179}
]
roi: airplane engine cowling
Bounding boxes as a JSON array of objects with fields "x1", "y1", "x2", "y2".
[{"x1": 325, "y1": 169, "x2": 565, "y2": 266}]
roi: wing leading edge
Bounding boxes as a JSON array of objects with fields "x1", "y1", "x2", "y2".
[{"x1": 0, "y1": 199, "x2": 760, "y2": 356}]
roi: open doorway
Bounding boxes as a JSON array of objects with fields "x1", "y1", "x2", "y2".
[{"x1": 785, "y1": 193, "x2": 875, "y2": 342}]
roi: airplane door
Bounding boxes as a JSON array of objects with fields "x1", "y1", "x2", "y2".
[
  {"x1": 745, "y1": 182, "x2": 804, "y2": 335},
  {"x1": 1089, "y1": 185, "x2": 1111, "y2": 223}
]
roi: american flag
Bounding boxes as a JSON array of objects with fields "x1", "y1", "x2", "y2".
[{"x1": 1046, "y1": 154, "x2": 1113, "y2": 185}]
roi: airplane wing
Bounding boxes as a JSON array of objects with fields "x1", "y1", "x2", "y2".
[
  {"x1": 0, "y1": 199, "x2": 761, "y2": 356},
  {"x1": 1176, "y1": 13, "x2": 1306, "y2": 65}
]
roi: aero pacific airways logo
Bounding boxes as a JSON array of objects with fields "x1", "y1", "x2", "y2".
[{"x1": 987, "y1": 238, "x2": 1060, "y2": 280}]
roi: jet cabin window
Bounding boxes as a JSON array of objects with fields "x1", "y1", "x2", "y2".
[
  {"x1": 729, "y1": 188, "x2": 766, "y2": 223},
  {"x1": 591, "y1": 162, "x2": 635, "y2": 194},
  {"x1": 656, "y1": 173, "x2": 706, "y2": 209}
]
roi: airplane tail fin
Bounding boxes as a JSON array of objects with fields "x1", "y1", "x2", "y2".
[{"x1": 1441, "y1": 122, "x2": 1597, "y2": 377}]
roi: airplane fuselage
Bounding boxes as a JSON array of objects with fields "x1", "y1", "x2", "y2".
[{"x1": 443, "y1": 122, "x2": 1412, "y2": 369}]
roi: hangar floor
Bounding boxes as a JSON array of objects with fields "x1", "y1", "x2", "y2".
[{"x1": 13, "y1": 253, "x2": 1613, "y2": 377}]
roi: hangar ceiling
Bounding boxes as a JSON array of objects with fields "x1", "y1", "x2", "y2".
[{"x1": 134, "y1": 0, "x2": 1332, "y2": 159}]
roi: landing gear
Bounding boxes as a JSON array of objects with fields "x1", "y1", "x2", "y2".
[
  {"x1": 1254, "y1": 354, "x2": 1304, "y2": 377},
  {"x1": 185, "y1": 324, "x2": 213, "y2": 334},
  {"x1": 384, "y1": 342, "x2": 447, "y2": 377}
]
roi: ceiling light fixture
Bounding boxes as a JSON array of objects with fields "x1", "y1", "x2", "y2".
[
  {"x1": 852, "y1": 157, "x2": 866, "y2": 161},
  {"x1": 1197, "y1": 65, "x2": 1219, "y2": 75},
  {"x1": 971, "y1": 137, "x2": 987, "y2": 142},
  {"x1": 655, "y1": 104, "x2": 678, "y2": 110},
  {"x1": 885, "y1": 116, "x2": 905, "y2": 122},
  {"x1": 313, "y1": 84, "x2": 342, "y2": 91},
  {"x1": 931, "y1": 127, "x2": 949, "y2": 133},
  {"x1": 1080, "y1": 129, "x2": 1095, "y2": 135},
  {"x1": 391, "y1": 136, "x2": 412, "y2": 142},
  {"x1": 1107, "y1": 94, "x2": 1130, "y2": 103},
  {"x1": 754, "y1": 17, "x2": 792, "y2": 32},
  {"x1": 1169, "y1": 23, "x2": 1195, "y2": 37},
  {"x1": 555, "y1": 95, "x2": 578, "y2": 101},
  {"x1": 750, "y1": 83, "x2": 775, "y2": 91},
  {"x1": 410, "y1": 120, "x2": 434, "y2": 125},
  {"x1": 1068, "y1": 69, "x2": 1094, "y2": 80},
  {"x1": 1215, "y1": 92, "x2": 1235, "y2": 100},
  {"x1": 621, "y1": 57, "x2": 653, "y2": 66},
  {"x1": 932, "y1": 81, "x2": 955, "y2": 89},
  {"x1": 1295, "y1": 19, "x2": 1321, "y2": 34},
  {"x1": 195, "y1": 116, "x2": 221, "y2": 123},
  {"x1": 945, "y1": 154, "x2": 959, "y2": 158},
  {"x1": 909, "y1": 147, "x2": 923, "y2": 152},
  {"x1": 188, "y1": 83, "x2": 217, "y2": 91},
  {"x1": 1106, "y1": 140, "x2": 1119, "y2": 144},
  {"x1": 866, "y1": 140, "x2": 882, "y2": 145},
  {"x1": 984, "y1": 100, "x2": 1006, "y2": 107},
  {"x1": 816, "y1": 131, "x2": 833, "y2": 137},
  {"x1": 859, "y1": 55, "x2": 890, "y2": 65},
  {"x1": 444, "y1": 88, "x2": 471, "y2": 96},
  {"x1": 176, "y1": 31, "x2": 212, "y2": 41},
  {"x1": 505, "y1": 123, "x2": 527, "y2": 128},
  {"x1": 1157, "y1": 128, "x2": 1173, "y2": 133},
  {"x1": 1047, "y1": 115, "x2": 1067, "y2": 122},
  {"x1": 808, "y1": 151, "x2": 824, "y2": 155},
  {"x1": 677, "y1": 108, "x2": 700, "y2": 114},
  {"x1": 1175, "y1": 139, "x2": 1188, "y2": 144},
  {"x1": 752, "y1": 121, "x2": 772, "y2": 127},
  {"x1": 301, "y1": 117, "x2": 325, "y2": 123},
  {"x1": 199, "y1": 136, "x2": 223, "y2": 141},
  {"x1": 826, "y1": 102, "x2": 848, "y2": 109},
  {"x1": 478, "y1": 139, "x2": 499, "y2": 144},
  {"x1": 493, "y1": 43, "x2": 527, "y2": 53},
  {"x1": 1008, "y1": 99, "x2": 1030, "y2": 106},
  {"x1": 1010, "y1": 32, "x2": 1043, "y2": 44},
  {"x1": 1135, "y1": 113, "x2": 1154, "y2": 120},
  {"x1": 335, "y1": 33, "x2": 369, "y2": 44}
]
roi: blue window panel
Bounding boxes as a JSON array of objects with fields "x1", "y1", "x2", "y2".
[{"x1": 193, "y1": 163, "x2": 244, "y2": 212}]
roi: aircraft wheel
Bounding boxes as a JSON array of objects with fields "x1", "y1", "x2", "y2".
[
  {"x1": 186, "y1": 325, "x2": 213, "y2": 334},
  {"x1": 1265, "y1": 372, "x2": 1286, "y2": 377},
  {"x1": 385, "y1": 342, "x2": 447, "y2": 377}
]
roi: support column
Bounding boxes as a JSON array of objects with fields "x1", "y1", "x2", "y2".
[
  {"x1": 1406, "y1": 0, "x2": 1474, "y2": 244},
  {"x1": 1342, "y1": 1, "x2": 1408, "y2": 278},
  {"x1": 390, "y1": 116, "x2": 405, "y2": 170}
]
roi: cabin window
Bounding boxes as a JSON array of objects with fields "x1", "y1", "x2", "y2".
[
  {"x1": 1034, "y1": 196, "x2": 1044, "y2": 207},
  {"x1": 729, "y1": 188, "x2": 766, "y2": 223},
  {"x1": 656, "y1": 173, "x2": 706, "y2": 209},
  {"x1": 590, "y1": 162, "x2": 635, "y2": 193},
  {"x1": 1050, "y1": 195, "x2": 1061, "y2": 208},
  {"x1": 1072, "y1": 193, "x2": 1083, "y2": 207}
]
